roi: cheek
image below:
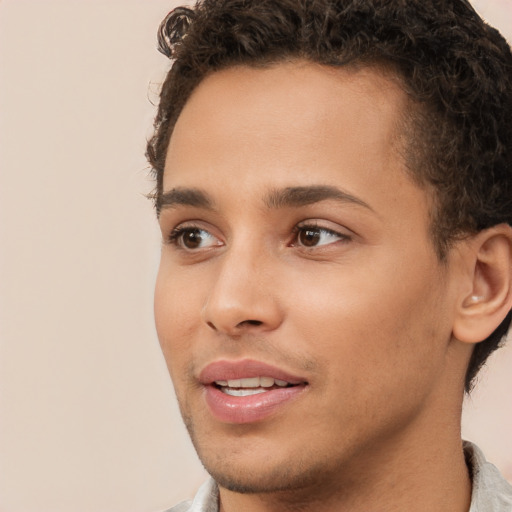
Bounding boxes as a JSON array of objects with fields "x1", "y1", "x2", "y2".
[
  {"x1": 286, "y1": 254, "x2": 449, "y2": 387},
  {"x1": 286, "y1": 268, "x2": 450, "y2": 440},
  {"x1": 154, "y1": 264, "x2": 202, "y2": 363}
]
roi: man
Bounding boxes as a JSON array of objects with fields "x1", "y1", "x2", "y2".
[{"x1": 147, "y1": 0, "x2": 512, "y2": 510}]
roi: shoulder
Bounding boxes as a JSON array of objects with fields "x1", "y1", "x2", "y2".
[
  {"x1": 465, "y1": 441, "x2": 512, "y2": 512},
  {"x1": 162, "y1": 479, "x2": 219, "y2": 512},
  {"x1": 163, "y1": 501, "x2": 193, "y2": 512}
]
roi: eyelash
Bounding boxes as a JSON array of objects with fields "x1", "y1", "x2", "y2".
[
  {"x1": 166, "y1": 222, "x2": 350, "y2": 250},
  {"x1": 167, "y1": 224, "x2": 212, "y2": 246},
  {"x1": 291, "y1": 223, "x2": 349, "y2": 248},
  {"x1": 168, "y1": 225, "x2": 197, "y2": 244}
]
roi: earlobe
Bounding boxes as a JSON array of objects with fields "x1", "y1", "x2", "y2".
[{"x1": 453, "y1": 224, "x2": 512, "y2": 344}]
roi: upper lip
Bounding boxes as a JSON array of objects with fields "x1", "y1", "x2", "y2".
[{"x1": 199, "y1": 359, "x2": 307, "y2": 385}]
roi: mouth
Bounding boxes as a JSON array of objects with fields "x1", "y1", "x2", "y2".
[
  {"x1": 199, "y1": 360, "x2": 308, "y2": 424},
  {"x1": 214, "y1": 376, "x2": 299, "y2": 396}
]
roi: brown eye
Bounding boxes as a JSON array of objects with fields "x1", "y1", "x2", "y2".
[
  {"x1": 298, "y1": 228, "x2": 321, "y2": 247},
  {"x1": 169, "y1": 226, "x2": 221, "y2": 250},
  {"x1": 181, "y1": 228, "x2": 203, "y2": 249},
  {"x1": 295, "y1": 225, "x2": 347, "y2": 248}
]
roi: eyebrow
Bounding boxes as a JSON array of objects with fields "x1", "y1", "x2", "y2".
[
  {"x1": 157, "y1": 184, "x2": 373, "y2": 214},
  {"x1": 264, "y1": 185, "x2": 373, "y2": 211},
  {"x1": 158, "y1": 187, "x2": 215, "y2": 213}
]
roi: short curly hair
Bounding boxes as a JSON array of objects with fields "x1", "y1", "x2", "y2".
[{"x1": 146, "y1": 0, "x2": 512, "y2": 392}]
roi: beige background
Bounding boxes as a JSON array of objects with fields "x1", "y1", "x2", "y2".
[{"x1": 0, "y1": 1, "x2": 511, "y2": 511}]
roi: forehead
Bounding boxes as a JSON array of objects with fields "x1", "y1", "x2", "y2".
[
  {"x1": 163, "y1": 61, "x2": 426, "y2": 224},
  {"x1": 164, "y1": 61, "x2": 409, "y2": 183}
]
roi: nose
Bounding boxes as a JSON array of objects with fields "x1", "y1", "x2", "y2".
[{"x1": 201, "y1": 245, "x2": 284, "y2": 336}]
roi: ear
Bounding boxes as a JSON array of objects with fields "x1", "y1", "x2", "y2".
[{"x1": 453, "y1": 224, "x2": 512, "y2": 344}]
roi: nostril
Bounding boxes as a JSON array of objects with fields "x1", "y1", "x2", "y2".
[
  {"x1": 239, "y1": 319, "x2": 263, "y2": 327},
  {"x1": 205, "y1": 319, "x2": 263, "y2": 332}
]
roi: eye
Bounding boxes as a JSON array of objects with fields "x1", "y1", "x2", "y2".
[
  {"x1": 293, "y1": 224, "x2": 348, "y2": 248},
  {"x1": 169, "y1": 226, "x2": 221, "y2": 250}
]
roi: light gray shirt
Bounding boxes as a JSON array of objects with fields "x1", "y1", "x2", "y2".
[{"x1": 166, "y1": 442, "x2": 512, "y2": 512}]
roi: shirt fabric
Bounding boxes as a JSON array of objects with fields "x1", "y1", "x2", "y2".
[{"x1": 165, "y1": 442, "x2": 512, "y2": 512}]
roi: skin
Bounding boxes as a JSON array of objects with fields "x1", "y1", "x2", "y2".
[{"x1": 155, "y1": 62, "x2": 477, "y2": 512}]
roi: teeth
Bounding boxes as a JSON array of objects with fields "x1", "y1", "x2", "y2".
[
  {"x1": 260, "y1": 377, "x2": 274, "y2": 387},
  {"x1": 214, "y1": 377, "x2": 291, "y2": 388},
  {"x1": 223, "y1": 388, "x2": 267, "y2": 396},
  {"x1": 239, "y1": 377, "x2": 259, "y2": 388}
]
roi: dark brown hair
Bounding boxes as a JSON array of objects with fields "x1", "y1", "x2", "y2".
[{"x1": 147, "y1": 0, "x2": 512, "y2": 392}]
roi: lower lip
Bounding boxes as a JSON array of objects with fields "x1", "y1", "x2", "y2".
[{"x1": 204, "y1": 385, "x2": 306, "y2": 424}]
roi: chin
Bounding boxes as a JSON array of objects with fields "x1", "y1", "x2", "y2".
[
  {"x1": 188, "y1": 425, "x2": 329, "y2": 495},
  {"x1": 180, "y1": 399, "x2": 348, "y2": 495},
  {"x1": 205, "y1": 459, "x2": 323, "y2": 495}
]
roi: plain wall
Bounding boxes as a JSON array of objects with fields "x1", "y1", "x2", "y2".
[{"x1": 0, "y1": 1, "x2": 511, "y2": 511}]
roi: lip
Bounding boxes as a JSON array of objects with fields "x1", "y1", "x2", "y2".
[
  {"x1": 199, "y1": 359, "x2": 306, "y2": 384},
  {"x1": 199, "y1": 359, "x2": 308, "y2": 424}
]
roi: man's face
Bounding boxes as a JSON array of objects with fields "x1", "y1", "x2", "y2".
[{"x1": 155, "y1": 62, "x2": 463, "y2": 493}]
